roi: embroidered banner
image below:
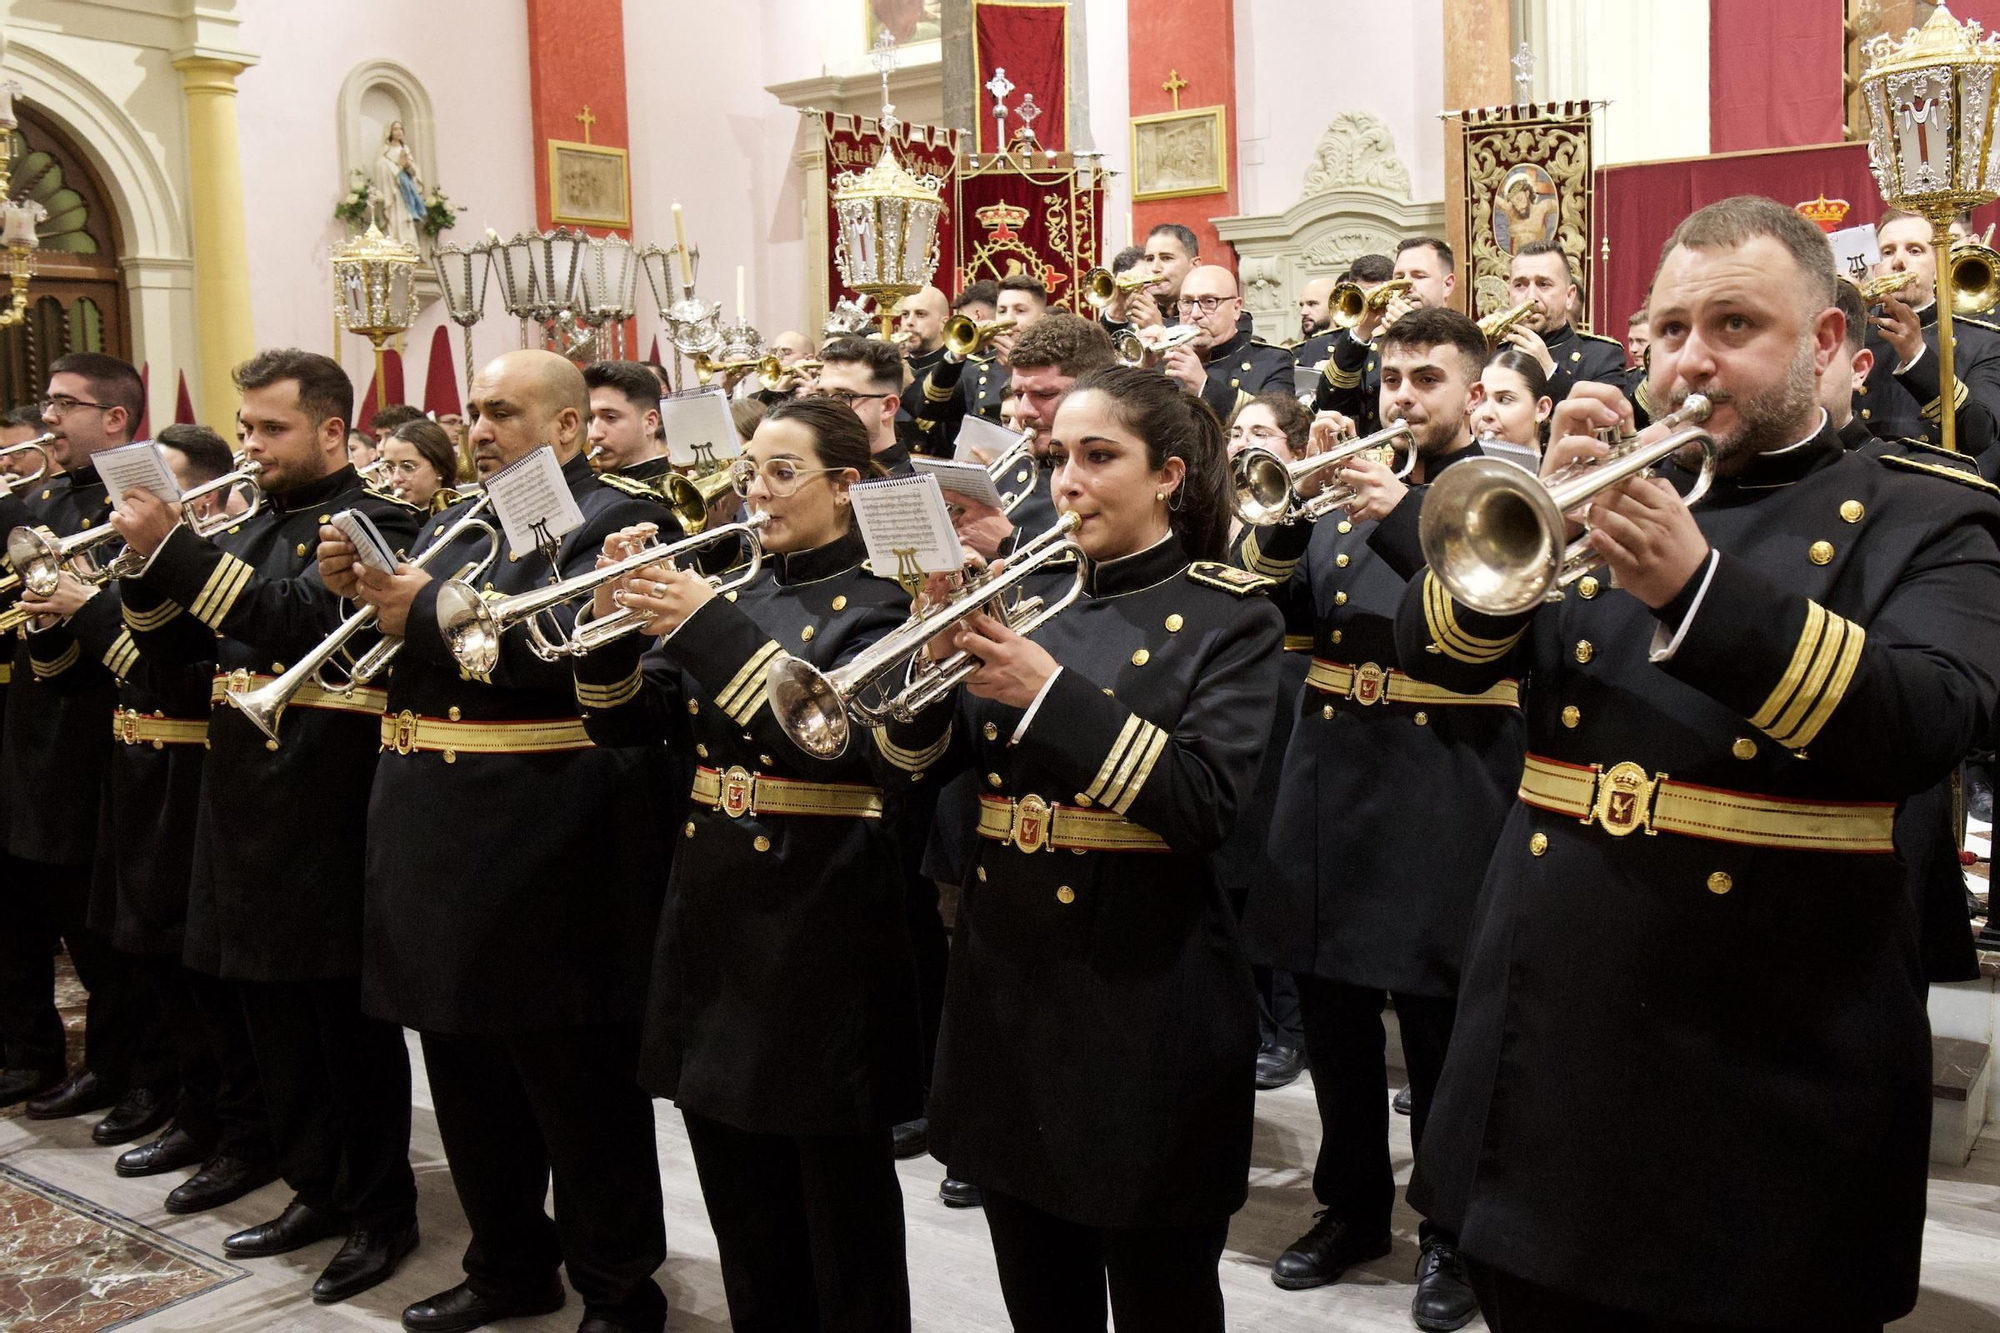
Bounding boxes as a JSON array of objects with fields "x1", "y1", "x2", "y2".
[
  {"x1": 956, "y1": 154, "x2": 1105, "y2": 315},
  {"x1": 972, "y1": 0, "x2": 1069, "y2": 153},
  {"x1": 1455, "y1": 102, "x2": 1596, "y2": 328}
]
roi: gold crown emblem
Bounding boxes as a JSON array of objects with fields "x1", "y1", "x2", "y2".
[
  {"x1": 975, "y1": 202, "x2": 1030, "y2": 239},
  {"x1": 1795, "y1": 194, "x2": 1851, "y2": 232}
]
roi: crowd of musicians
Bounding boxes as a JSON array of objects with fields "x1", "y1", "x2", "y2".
[{"x1": 0, "y1": 191, "x2": 1995, "y2": 1333}]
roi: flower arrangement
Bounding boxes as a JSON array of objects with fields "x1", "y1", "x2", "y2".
[
  {"x1": 333, "y1": 169, "x2": 373, "y2": 229},
  {"x1": 419, "y1": 186, "x2": 457, "y2": 240}
]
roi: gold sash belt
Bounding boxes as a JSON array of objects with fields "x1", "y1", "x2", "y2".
[
  {"x1": 1517, "y1": 754, "x2": 1895, "y2": 854},
  {"x1": 212, "y1": 670, "x2": 387, "y2": 716},
  {"x1": 113, "y1": 708, "x2": 208, "y2": 747},
  {"x1": 0, "y1": 662, "x2": 11, "y2": 686},
  {"x1": 976, "y1": 793, "x2": 1169, "y2": 854},
  {"x1": 691, "y1": 765, "x2": 883, "y2": 819},
  {"x1": 380, "y1": 710, "x2": 593, "y2": 758},
  {"x1": 1308, "y1": 658, "x2": 1520, "y2": 708}
]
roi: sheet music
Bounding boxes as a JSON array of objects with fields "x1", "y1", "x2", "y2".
[
  {"x1": 483, "y1": 446, "x2": 585, "y2": 560},
  {"x1": 331, "y1": 509, "x2": 399, "y2": 573},
  {"x1": 1828, "y1": 223, "x2": 1883, "y2": 287},
  {"x1": 849, "y1": 474, "x2": 963, "y2": 578},
  {"x1": 910, "y1": 456, "x2": 1007, "y2": 510},
  {"x1": 95, "y1": 441, "x2": 183, "y2": 506},
  {"x1": 953, "y1": 414, "x2": 1025, "y2": 466},
  {"x1": 659, "y1": 386, "x2": 742, "y2": 468}
]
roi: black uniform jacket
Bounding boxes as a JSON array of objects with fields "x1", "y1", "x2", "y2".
[
  {"x1": 1536, "y1": 322, "x2": 1630, "y2": 404},
  {"x1": 127, "y1": 465, "x2": 420, "y2": 981},
  {"x1": 1314, "y1": 326, "x2": 1383, "y2": 432},
  {"x1": 1292, "y1": 328, "x2": 1337, "y2": 371},
  {"x1": 911, "y1": 352, "x2": 1009, "y2": 450},
  {"x1": 612, "y1": 455, "x2": 677, "y2": 488},
  {"x1": 883, "y1": 535, "x2": 1284, "y2": 1228},
  {"x1": 1238, "y1": 444, "x2": 1525, "y2": 995},
  {"x1": 2, "y1": 465, "x2": 115, "y2": 867},
  {"x1": 900, "y1": 344, "x2": 949, "y2": 453},
  {"x1": 362, "y1": 452, "x2": 673, "y2": 1034},
  {"x1": 1860, "y1": 304, "x2": 2000, "y2": 463},
  {"x1": 1195, "y1": 327, "x2": 1294, "y2": 424},
  {"x1": 1393, "y1": 422, "x2": 2000, "y2": 1326},
  {"x1": 575, "y1": 526, "x2": 923, "y2": 1135},
  {"x1": 33, "y1": 584, "x2": 213, "y2": 955}
]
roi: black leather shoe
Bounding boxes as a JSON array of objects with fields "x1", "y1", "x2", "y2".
[
  {"x1": 223, "y1": 1199, "x2": 345, "y2": 1257},
  {"x1": 1271, "y1": 1210, "x2": 1391, "y2": 1290},
  {"x1": 1393, "y1": 1085, "x2": 1414, "y2": 1116},
  {"x1": 92, "y1": 1086, "x2": 173, "y2": 1145},
  {"x1": 165, "y1": 1154, "x2": 280, "y2": 1213},
  {"x1": 401, "y1": 1280, "x2": 566, "y2": 1332},
  {"x1": 1411, "y1": 1236, "x2": 1478, "y2": 1331},
  {"x1": 0, "y1": 1066, "x2": 64, "y2": 1109},
  {"x1": 1968, "y1": 769, "x2": 1994, "y2": 822},
  {"x1": 938, "y1": 1177, "x2": 984, "y2": 1208},
  {"x1": 313, "y1": 1221, "x2": 420, "y2": 1304},
  {"x1": 891, "y1": 1116, "x2": 929, "y2": 1159},
  {"x1": 1255, "y1": 1044, "x2": 1305, "y2": 1090},
  {"x1": 25, "y1": 1068, "x2": 121, "y2": 1120},
  {"x1": 116, "y1": 1124, "x2": 215, "y2": 1178}
]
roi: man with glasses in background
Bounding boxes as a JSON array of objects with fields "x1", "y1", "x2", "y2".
[
  {"x1": 1162, "y1": 265, "x2": 1294, "y2": 423},
  {"x1": 816, "y1": 337, "x2": 916, "y2": 477}
]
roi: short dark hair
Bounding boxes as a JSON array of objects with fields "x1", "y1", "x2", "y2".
[
  {"x1": 1379, "y1": 306, "x2": 1487, "y2": 380},
  {"x1": 763, "y1": 396, "x2": 881, "y2": 485},
  {"x1": 1109, "y1": 245, "x2": 1146, "y2": 275},
  {"x1": 368, "y1": 403, "x2": 424, "y2": 434},
  {"x1": 954, "y1": 281, "x2": 999, "y2": 313},
  {"x1": 156, "y1": 423, "x2": 234, "y2": 483},
  {"x1": 1513, "y1": 239, "x2": 1575, "y2": 286},
  {"x1": 818, "y1": 335, "x2": 904, "y2": 394},
  {"x1": 1348, "y1": 253, "x2": 1395, "y2": 284},
  {"x1": 233, "y1": 349, "x2": 355, "y2": 434},
  {"x1": 1007, "y1": 313, "x2": 1118, "y2": 377},
  {"x1": 1395, "y1": 236, "x2": 1456, "y2": 274},
  {"x1": 49, "y1": 352, "x2": 143, "y2": 440},
  {"x1": 1067, "y1": 365, "x2": 1228, "y2": 559},
  {"x1": 1833, "y1": 279, "x2": 1868, "y2": 354},
  {"x1": 996, "y1": 274, "x2": 1048, "y2": 306},
  {"x1": 1660, "y1": 194, "x2": 1836, "y2": 318},
  {"x1": 3, "y1": 403, "x2": 43, "y2": 431},
  {"x1": 388, "y1": 418, "x2": 463, "y2": 487},
  {"x1": 582, "y1": 360, "x2": 662, "y2": 417},
  {"x1": 1146, "y1": 223, "x2": 1199, "y2": 258}
]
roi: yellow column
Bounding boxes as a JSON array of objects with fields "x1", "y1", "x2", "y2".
[{"x1": 173, "y1": 56, "x2": 257, "y2": 435}]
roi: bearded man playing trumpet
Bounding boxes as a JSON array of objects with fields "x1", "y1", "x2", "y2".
[
  {"x1": 1396, "y1": 194, "x2": 2000, "y2": 1331},
  {"x1": 1861, "y1": 208, "x2": 2000, "y2": 465},
  {"x1": 1494, "y1": 240, "x2": 1628, "y2": 402},
  {"x1": 1315, "y1": 236, "x2": 1457, "y2": 433}
]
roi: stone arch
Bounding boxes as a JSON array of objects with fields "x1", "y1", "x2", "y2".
[{"x1": 337, "y1": 59, "x2": 439, "y2": 207}]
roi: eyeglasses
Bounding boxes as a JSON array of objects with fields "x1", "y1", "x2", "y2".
[
  {"x1": 385, "y1": 459, "x2": 434, "y2": 476},
  {"x1": 728, "y1": 457, "x2": 844, "y2": 498},
  {"x1": 1174, "y1": 295, "x2": 1234, "y2": 316},
  {"x1": 814, "y1": 389, "x2": 896, "y2": 408},
  {"x1": 39, "y1": 395, "x2": 113, "y2": 416},
  {"x1": 1228, "y1": 424, "x2": 1288, "y2": 443}
]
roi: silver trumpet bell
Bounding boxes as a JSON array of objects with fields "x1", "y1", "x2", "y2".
[
  {"x1": 769, "y1": 511, "x2": 1085, "y2": 760},
  {"x1": 1417, "y1": 394, "x2": 1715, "y2": 617},
  {"x1": 1231, "y1": 419, "x2": 1415, "y2": 527},
  {"x1": 0, "y1": 434, "x2": 55, "y2": 495},
  {"x1": 7, "y1": 460, "x2": 264, "y2": 595}
]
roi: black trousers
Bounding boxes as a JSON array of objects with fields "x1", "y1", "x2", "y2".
[
  {"x1": 1467, "y1": 1259, "x2": 1884, "y2": 1333},
  {"x1": 155, "y1": 962, "x2": 270, "y2": 1160},
  {"x1": 0, "y1": 857, "x2": 132, "y2": 1078},
  {"x1": 1297, "y1": 977, "x2": 1457, "y2": 1240},
  {"x1": 981, "y1": 1188, "x2": 1229, "y2": 1333},
  {"x1": 682, "y1": 1110, "x2": 910, "y2": 1333},
  {"x1": 239, "y1": 975, "x2": 415, "y2": 1229},
  {"x1": 908, "y1": 880, "x2": 949, "y2": 1094},
  {"x1": 421, "y1": 1024, "x2": 666, "y2": 1331},
  {"x1": 1257, "y1": 966, "x2": 1304, "y2": 1050}
]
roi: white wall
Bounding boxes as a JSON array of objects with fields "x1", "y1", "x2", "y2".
[
  {"x1": 233, "y1": 0, "x2": 536, "y2": 409},
  {"x1": 1234, "y1": 0, "x2": 1448, "y2": 216}
]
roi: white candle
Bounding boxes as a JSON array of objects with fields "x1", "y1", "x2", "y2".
[
  {"x1": 672, "y1": 202, "x2": 692, "y2": 285},
  {"x1": 736, "y1": 266, "x2": 746, "y2": 323},
  {"x1": 2, "y1": 201, "x2": 37, "y2": 248}
]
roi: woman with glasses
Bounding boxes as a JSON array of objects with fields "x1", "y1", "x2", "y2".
[
  {"x1": 377, "y1": 420, "x2": 462, "y2": 512},
  {"x1": 1469, "y1": 347, "x2": 1553, "y2": 461},
  {"x1": 880, "y1": 367, "x2": 1284, "y2": 1330},
  {"x1": 570, "y1": 396, "x2": 924, "y2": 1331}
]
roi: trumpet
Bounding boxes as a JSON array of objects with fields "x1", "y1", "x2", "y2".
[
  {"x1": 1854, "y1": 270, "x2": 1918, "y2": 307},
  {"x1": 760, "y1": 358, "x2": 821, "y2": 392},
  {"x1": 942, "y1": 315, "x2": 1015, "y2": 360},
  {"x1": 1479, "y1": 298, "x2": 1538, "y2": 345},
  {"x1": 1418, "y1": 393, "x2": 1715, "y2": 616},
  {"x1": 769, "y1": 511, "x2": 1085, "y2": 759},
  {"x1": 1083, "y1": 265, "x2": 1152, "y2": 310},
  {"x1": 0, "y1": 433, "x2": 54, "y2": 495},
  {"x1": 436, "y1": 512, "x2": 770, "y2": 674},
  {"x1": 222, "y1": 496, "x2": 503, "y2": 746},
  {"x1": 6, "y1": 460, "x2": 264, "y2": 595},
  {"x1": 662, "y1": 464, "x2": 738, "y2": 534},
  {"x1": 693, "y1": 351, "x2": 770, "y2": 385},
  {"x1": 357, "y1": 457, "x2": 392, "y2": 487},
  {"x1": 1114, "y1": 324, "x2": 1203, "y2": 367},
  {"x1": 1952, "y1": 240, "x2": 2000, "y2": 316},
  {"x1": 1232, "y1": 419, "x2": 1416, "y2": 527},
  {"x1": 1330, "y1": 279, "x2": 1412, "y2": 330}
]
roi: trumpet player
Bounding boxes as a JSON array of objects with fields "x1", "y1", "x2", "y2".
[
  {"x1": 1238, "y1": 310, "x2": 1517, "y2": 1332},
  {"x1": 1395, "y1": 195, "x2": 2000, "y2": 1332},
  {"x1": 911, "y1": 276, "x2": 1048, "y2": 446},
  {"x1": 876, "y1": 368, "x2": 1282, "y2": 1330},
  {"x1": 1499, "y1": 242, "x2": 1629, "y2": 403},
  {"x1": 1164, "y1": 265, "x2": 1294, "y2": 423},
  {"x1": 377, "y1": 419, "x2": 462, "y2": 513},
  {"x1": 1316, "y1": 236, "x2": 1456, "y2": 431},
  {"x1": 584, "y1": 359, "x2": 675, "y2": 487},
  {"x1": 110, "y1": 349, "x2": 423, "y2": 1301},
  {"x1": 14, "y1": 423, "x2": 277, "y2": 1202},
  {"x1": 0, "y1": 355, "x2": 137, "y2": 1124},
  {"x1": 0, "y1": 402, "x2": 44, "y2": 478},
  {"x1": 318, "y1": 348, "x2": 674, "y2": 1333},
  {"x1": 571, "y1": 398, "x2": 922, "y2": 1331},
  {"x1": 1862, "y1": 209, "x2": 2000, "y2": 464}
]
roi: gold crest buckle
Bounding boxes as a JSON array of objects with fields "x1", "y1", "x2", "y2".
[
  {"x1": 1010, "y1": 794, "x2": 1052, "y2": 853},
  {"x1": 1589, "y1": 760, "x2": 1659, "y2": 837},
  {"x1": 1351, "y1": 662, "x2": 1387, "y2": 706},
  {"x1": 720, "y1": 766, "x2": 755, "y2": 818},
  {"x1": 116, "y1": 709, "x2": 139, "y2": 745},
  {"x1": 226, "y1": 667, "x2": 252, "y2": 696},
  {"x1": 391, "y1": 709, "x2": 418, "y2": 756}
]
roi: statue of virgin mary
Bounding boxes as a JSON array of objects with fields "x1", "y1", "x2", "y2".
[{"x1": 372, "y1": 120, "x2": 425, "y2": 249}]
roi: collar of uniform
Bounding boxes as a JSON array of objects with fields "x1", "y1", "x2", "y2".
[
  {"x1": 1835, "y1": 414, "x2": 1873, "y2": 452},
  {"x1": 617, "y1": 455, "x2": 674, "y2": 483},
  {"x1": 558, "y1": 449, "x2": 595, "y2": 488},
  {"x1": 875, "y1": 440, "x2": 912, "y2": 473},
  {"x1": 1713, "y1": 411, "x2": 1840, "y2": 494},
  {"x1": 1202, "y1": 327, "x2": 1252, "y2": 365},
  {"x1": 1084, "y1": 530, "x2": 1185, "y2": 598},
  {"x1": 910, "y1": 345, "x2": 946, "y2": 372},
  {"x1": 1917, "y1": 299, "x2": 1939, "y2": 328},
  {"x1": 1423, "y1": 440, "x2": 1486, "y2": 483},
  {"x1": 772, "y1": 525, "x2": 865, "y2": 586},
  {"x1": 267, "y1": 462, "x2": 359, "y2": 514},
  {"x1": 1542, "y1": 322, "x2": 1575, "y2": 349},
  {"x1": 67, "y1": 463, "x2": 104, "y2": 491}
]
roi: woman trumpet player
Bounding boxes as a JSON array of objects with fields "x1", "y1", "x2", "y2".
[
  {"x1": 882, "y1": 367, "x2": 1283, "y2": 1330},
  {"x1": 569, "y1": 397, "x2": 925, "y2": 1331}
]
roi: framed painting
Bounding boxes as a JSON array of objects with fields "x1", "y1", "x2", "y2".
[
  {"x1": 1130, "y1": 106, "x2": 1228, "y2": 202},
  {"x1": 547, "y1": 138, "x2": 630, "y2": 230}
]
